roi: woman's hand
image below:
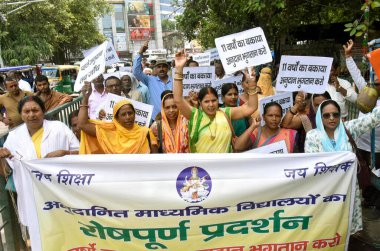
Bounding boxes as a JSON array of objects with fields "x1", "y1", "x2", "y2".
[
  {"x1": 0, "y1": 148, "x2": 13, "y2": 159},
  {"x1": 98, "y1": 109, "x2": 106, "y2": 120},
  {"x1": 251, "y1": 116, "x2": 261, "y2": 129},
  {"x1": 343, "y1": 39, "x2": 354, "y2": 58},
  {"x1": 81, "y1": 81, "x2": 92, "y2": 99},
  {"x1": 243, "y1": 68, "x2": 258, "y2": 89},
  {"x1": 174, "y1": 49, "x2": 187, "y2": 70},
  {"x1": 45, "y1": 150, "x2": 70, "y2": 158}
]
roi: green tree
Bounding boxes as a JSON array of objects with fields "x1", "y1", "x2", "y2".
[
  {"x1": 0, "y1": 0, "x2": 111, "y2": 65},
  {"x1": 176, "y1": 0, "x2": 363, "y2": 49},
  {"x1": 162, "y1": 19, "x2": 176, "y2": 32}
]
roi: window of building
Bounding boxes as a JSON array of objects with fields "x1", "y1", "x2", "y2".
[{"x1": 114, "y1": 4, "x2": 125, "y2": 33}]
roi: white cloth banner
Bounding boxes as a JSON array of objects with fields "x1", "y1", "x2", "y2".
[
  {"x1": 215, "y1": 27, "x2": 272, "y2": 74},
  {"x1": 212, "y1": 75, "x2": 243, "y2": 103},
  {"x1": 192, "y1": 52, "x2": 211, "y2": 66},
  {"x1": 74, "y1": 41, "x2": 107, "y2": 92},
  {"x1": 12, "y1": 152, "x2": 356, "y2": 250},
  {"x1": 173, "y1": 67, "x2": 215, "y2": 96},
  {"x1": 95, "y1": 93, "x2": 153, "y2": 127},
  {"x1": 276, "y1": 56, "x2": 333, "y2": 94},
  {"x1": 259, "y1": 92, "x2": 293, "y2": 125}
]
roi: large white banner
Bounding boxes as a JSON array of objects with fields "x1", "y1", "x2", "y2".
[
  {"x1": 276, "y1": 56, "x2": 333, "y2": 94},
  {"x1": 13, "y1": 152, "x2": 356, "y2": 250},
  {"x1": 259, "y1": 92, "x2": 293, "y2": 125},
  {"x1": 215, "y1": 27, "x2": 272, "y2": 74},
  {"x1": 173, "y1": 67, "x2": 215, "y2": 96},
  {"x1": 95, "y1": 93, "x2": 153, "y2": 127},
  {"x1": 74, "y1": 41, "x2": 108, "y2": 92}
]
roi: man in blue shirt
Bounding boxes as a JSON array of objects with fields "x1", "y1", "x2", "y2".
[{"x1": 133, "y1": 41, "x2": 173, "y2": 120}]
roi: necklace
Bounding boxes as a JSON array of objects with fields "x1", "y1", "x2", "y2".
[{"x1": 209, "y1": 118, "x2": 217, "y2": 140}]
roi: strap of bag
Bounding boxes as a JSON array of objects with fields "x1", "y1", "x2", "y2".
[{"x1": 157, "y1": 120, "x2": 163, "y2": 153}]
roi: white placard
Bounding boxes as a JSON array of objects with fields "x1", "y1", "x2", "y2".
[
  {"x1": 245, "y1": 140, "x2": 288, "y2": 154},
  {"x1": 118, "y1": 67, "x2": 132, "y2": 72},
  {"x1": 96, "y1": 93, "x2": 153, "y2": 127},
  {"x1": 192, "y1": 52, "x2": 211, "y2": 66},
  {"x1": 276, "y1": 56, "x2": 333, "y2": 94},
  {"x1": 215, "y1": 27, "x2": 272, "y2": 74},
  {"x1": 173, "y1": 67, "x2": 215, "y2": 96},
  {"x1": 259, "y1": 92, "x2": 293, "y2": 126},
  {"x1": 83, "y1": 41, "x2": 120, "y2": 67},
  {"x1": 212, "y1": 75, "x2": 243, "y2": 103},
  {"x1": 74, "y1": 42, "x2": 107, "y2": 92},
  {"x1": 205, "y1": 48, "x2": 220, "y2": 61}
]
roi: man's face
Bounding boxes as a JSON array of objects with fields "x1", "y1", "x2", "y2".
[
  {"x1": 105, "y1": 79, "x2": 122, "y2": 96},
  {"x1": 36, "y1": 80, "x2": 50, "y2": 94},
  {"x1": 121, "y1": 75, "x2": 132, "y2": 90},
  {"x1": 329, "y1": 66, "x2": 338, "y2": 84},
  {"x1": 154, "y1": 64, "x2": 169, "y2": 78},
  {"x1": 215, "y1": 63, "x2": 224, "y2": 77},
  {"x1": 5, "y1": 80, "x2": 20, "y2": 96},
  {"x1": 92, "y1": 75, "x2": 104, "y2": 88}
]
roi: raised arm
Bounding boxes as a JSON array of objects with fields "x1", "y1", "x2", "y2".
[
  {"x1": 78, "y1": 82, "x2": 97, "y2": 137},
  {"x1": 234, "y1": 117, "x2": 260, "y2": 151},
  {"x1": 281, "y1": 92, "x2": 304, "y2": 129},
  {"x1": 132, "y1": 41, "x2": 150, "y2": 86},
  {"x1": 173, "y1": 50, "x2": 193, "y2": 119},
  {"x1": 230, "y1": 70, "x2": 259, "y2": 120},
  {"x1": 344, "y1": 39, "x2": 367, "y2": 91}
]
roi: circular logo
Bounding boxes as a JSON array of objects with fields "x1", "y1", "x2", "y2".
[{"x1": 176, "y1": 166, "x2": 212, "y2": 203}]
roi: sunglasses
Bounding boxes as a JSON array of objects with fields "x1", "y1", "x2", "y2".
[{"x1": 322, "y1": 112, "x2": 340, "y2": 119}]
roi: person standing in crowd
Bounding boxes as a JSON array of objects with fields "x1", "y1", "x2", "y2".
[
  {"x1": 7, "y1": 71, "x2": 32, "y2": 92},
  {"x1": 0, "y1": 77, "x2": 33, "y2": 128},
  {"x1": 221, "y1": 83, "x2": 248, "y2": 137},
  {"x1": 305, "y1": 100, "x2": 380, "y2": 234},
  {"x1": 133, "y1": 41, "x2": 172, "y2": 120},
  {"x1": 186, "y1": 60, "x2": 199, "y2": 67},
  {"x1": 173, "y1": 50, "x2": 260, "y2": 153},
  {"x1": 235, "y1": 102, "x2": 297, "y2": 153},
  {"x1": 78, "y1": 83, "x2": 158, "y2": 154},
  {"x1": 88, "y1": 74, "x2": 107, "y2": 120},
  {"x1": 344, "y1": 39, "x2": 380, "y2": 169},
  {"x1": 326, "y1": 60, "x2": 357, "y2": 120},
  {"x1": 34, "y1": 75, "x2": 72, "y2": 111},
  {"x1": 120, "y1": 73, "x2": 142, "y2": 102},
  {"x1": 214, "y1": 60, "x2": 228, "y2": 80},
  {"x1": 68, "y1": 110, "x2": 81, "y2": 141},
  {"x1": 281, "y1": 91, "x2": 331, "y2": 152},
  {"x1": 150, "y1": 90, "x2": 189, "y2": 153}
]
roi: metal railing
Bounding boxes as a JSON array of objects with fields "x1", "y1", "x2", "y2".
[{"x1": 45, "y1": 96, "x2": 82, "y2": 126}]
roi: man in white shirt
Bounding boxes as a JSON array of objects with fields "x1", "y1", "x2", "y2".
[
  {"x1": 326, "y1": 60, "x2": 357, "y2": 120},
  {"x1": 7, "y1": 71, "x2": 32, "y2": 92}
]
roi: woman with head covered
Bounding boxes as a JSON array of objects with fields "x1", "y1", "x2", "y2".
[{"x1": 78, "y1": 83, "x2": 157, "y2": 154}]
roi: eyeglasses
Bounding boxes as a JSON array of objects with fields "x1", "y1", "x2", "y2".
[{"x1": 322, "y1": 112, "x2": 340, "y2": 119}]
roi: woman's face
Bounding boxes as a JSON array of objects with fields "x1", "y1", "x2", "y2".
[
  {"x1": 263, "y1": 105, "x2": 282, "y2": 130},
  {"x1": 21, "y1": 101, "x2": 44, "y2": 131},
  {"x1": 313, "y1": 96, "x2": 327, "y2": 111},
  {"x1": 200, "y1": 93, "x2": 219, "y2": 117},
  {"x1": 222, "y1": 88, "x2": 238, "y2": 107},
  {"x1": 163, "y1": 97, "x2": 178, "y2": 121},
  {"x1": 116, "y1": 105, "x2": 135, "y2": 129},
  {"x1": 321, "y1": 104, "x2": 340, "y2": 131}
]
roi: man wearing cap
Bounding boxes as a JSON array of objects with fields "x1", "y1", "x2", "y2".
[{"x1": 133, "y1": 41, "x2": 173, "y2": 120}]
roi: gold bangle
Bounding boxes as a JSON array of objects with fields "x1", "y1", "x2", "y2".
[{"x1": 79, "y1": 104, "x2": 89, "y2": 108}]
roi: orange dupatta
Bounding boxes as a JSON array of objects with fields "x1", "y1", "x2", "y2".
[{"x1": 80, "y1": 100, "x2": 153, "y2": 154}]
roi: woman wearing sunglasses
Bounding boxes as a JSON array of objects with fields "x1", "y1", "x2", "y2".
[{"x1": 305, "y1": 99, "x2": 380, "y2": 235}]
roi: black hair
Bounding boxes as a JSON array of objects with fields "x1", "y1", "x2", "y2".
[
  {"x1": 221, "y1": 83, "x2": 238, "y2": 97},
  {"x1": 185, "y1": 60, "x2": 199, "y2": 67},
  {"x1": 320, "y1": 99, "x2": 341, "y2": 115},
  {"x1": 312, "y1": 91, "x2": 331, "y2": 101},
  {"x1": 18, "y1": 95, "x2": 46, "y2": 114},
  {"x1": 263, "y1": 102, "x2": 283, "y2": 117},
  {"x1": 68, "y1": 110, "x2": 79, "y2": 127},
  {"x1": 105, "y1": 76, "x2": 121, "y2": 86},
  {"x1": 198, "y1": 87, "x2": 218, "y2": 102},
  {"x1": 332, "y1": 58, "x2": 340, "y2": 70},
  {"x1": 161, "y1": 90, "x2": 173, "y2": 100},
  {"x1": 4, "y1": 77, "x2": 17, "y2": 84},
  {"x1": 34, "y1": 75, "x2": 49, "y2": 84}
]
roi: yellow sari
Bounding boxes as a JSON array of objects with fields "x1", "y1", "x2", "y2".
[
  {"x1": 31, "y1": 127, "x2": 44, "y2": 158},
  {"x1": 80, "y1": 100, "x2": 156, "y2": 154}
]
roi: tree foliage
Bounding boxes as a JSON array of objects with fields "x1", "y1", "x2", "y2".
[
  {"x1": 176, "y1": 0, "x2": 365, "y2": 48},
  {"x1": 0, "y1": 0, "x2": 111, "y2": 65}
]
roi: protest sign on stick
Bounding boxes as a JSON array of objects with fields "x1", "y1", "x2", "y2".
[
  {"x1": 205, "y1": 48, "x2": 220, "y2": 62},
  {"x1": 212, "y1": 75, "x2": 243, "y2": 103},
  {"x1": 259, "y1": 92, "x2": 293, "y2": 125},
  {"x1": 74, "y1": 42, "x2": 107, "y2": 92},
  {"x1": 215, "y1": 27, "x2": 272, "y2": 74},
  {"x1": 276, "y1": 56, "x2": 333, "y2": 94},
  {"x1": 173, "y1": 67, "x2": 215, "y2": 96},
  {"x1": 83, "y1": 41, "x2": 120, "y2": 66},
  {"x1": 192, "y1": 52, "x2": 211, "y2": 66}
]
